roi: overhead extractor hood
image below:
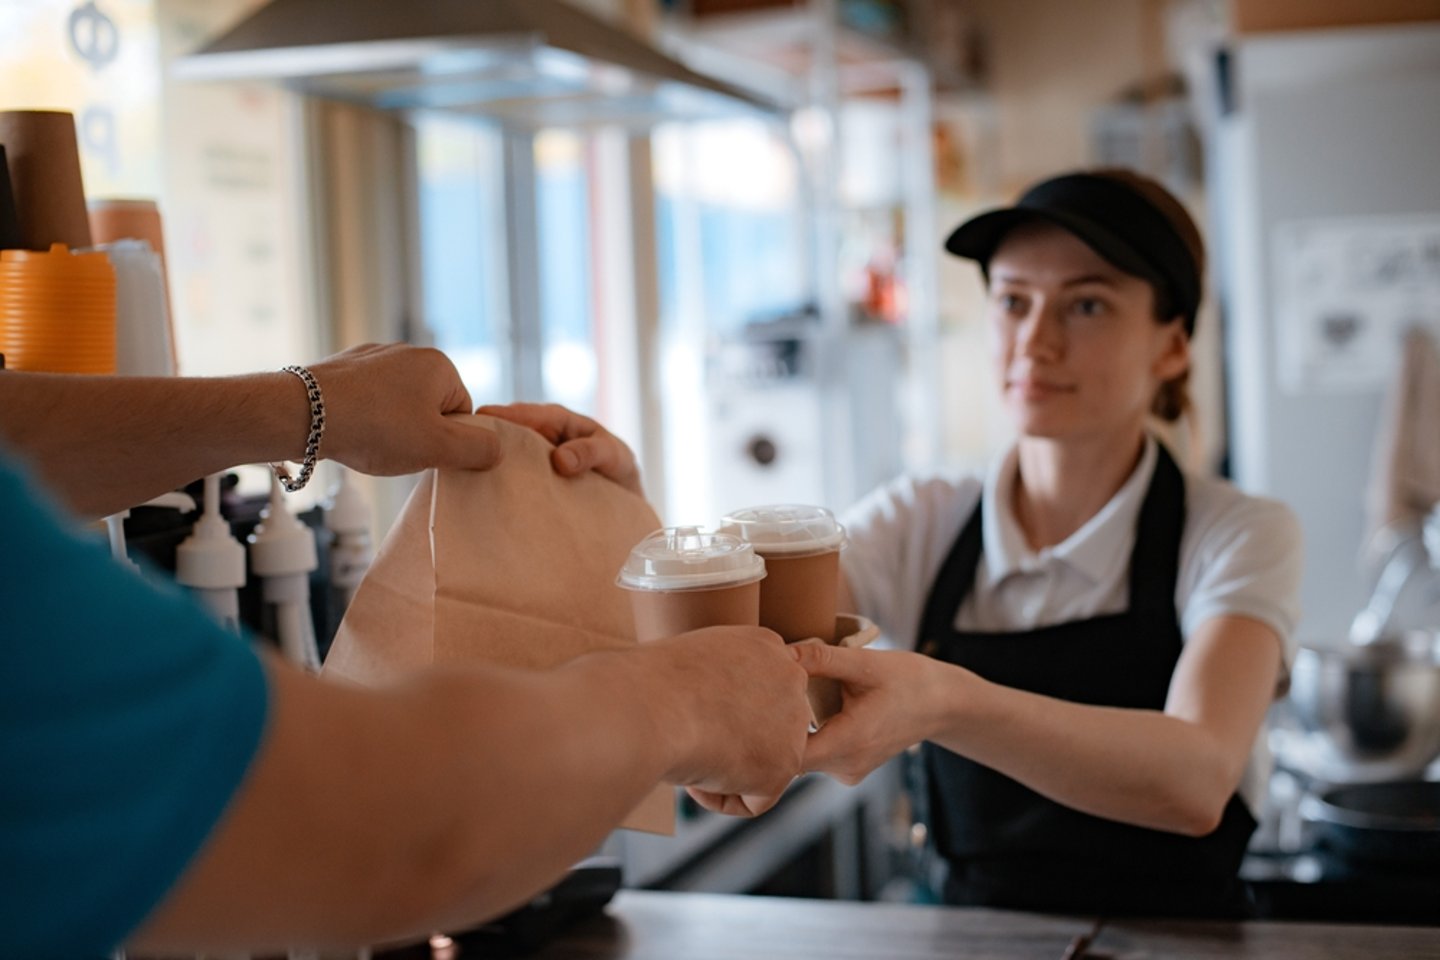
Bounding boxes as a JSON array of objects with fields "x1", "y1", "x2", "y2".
[{"x1": 174, "y1": 0, "x2": 778, "y2": 129}]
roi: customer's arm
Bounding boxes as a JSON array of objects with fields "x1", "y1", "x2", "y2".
[
  {"x1": 0, "y1": 343, "x2": 499, "y2": 518},
  {"x1": 129, "y1": 627, "x2": 808, "y2": 954}
]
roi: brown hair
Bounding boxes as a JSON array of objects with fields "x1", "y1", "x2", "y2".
[{"x1": 1090, "y1": 168, "x2": 1204, "y2": 423}]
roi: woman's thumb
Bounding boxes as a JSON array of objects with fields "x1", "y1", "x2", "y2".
[{"x1": 792, "y1": 640, "x2": 866, "y2": 683}]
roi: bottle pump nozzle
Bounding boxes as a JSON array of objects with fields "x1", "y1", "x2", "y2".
[{"x1": 176, "y1": 473, "x2": 246, "y2": 632}]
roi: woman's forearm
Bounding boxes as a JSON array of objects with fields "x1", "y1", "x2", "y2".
[
  {"x1": 924, "y1": 618, "x2": 1281, "y2": 836},
  {"x1": 928, "y1": 666, "x2": 1241, "y2": 835}
]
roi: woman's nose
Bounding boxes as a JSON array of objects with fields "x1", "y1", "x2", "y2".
[{"x1": 1016, "y1": 306, "x2": 1063, "y2": 359}]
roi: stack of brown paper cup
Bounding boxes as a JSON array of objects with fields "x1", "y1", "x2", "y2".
[
  {"x1": 617, "y1": 527, "x2": 767, "y2": 643},
  {"x1": 720, "y1": 505, "x2": 847, "y2": 644},
  {"x1": 0, "y1": 244, "x2": 116, "y2": 373},
  {"x1": 88, "y1": 199, "x2": 166, "y2": 260},
  {"x1": 0, "y1": 111, "x2": 92, "y2": 251}
]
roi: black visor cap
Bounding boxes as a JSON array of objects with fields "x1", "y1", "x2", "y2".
[{"x1": 944, "y1": 173, "x2": 1201, "y2": 334}]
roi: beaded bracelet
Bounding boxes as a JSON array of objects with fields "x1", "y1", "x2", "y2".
[{"x1": 272, "y1": 364, "x2": 325, "y2": 493}]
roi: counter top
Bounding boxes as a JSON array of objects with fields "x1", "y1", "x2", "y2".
[{"x1": 448, "y1": 891, "x2": 1440, "y2": 959}]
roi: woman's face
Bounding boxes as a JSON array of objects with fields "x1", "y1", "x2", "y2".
[{"x1": 986, "y1": 220, "x2": 1189, "y2": 441}]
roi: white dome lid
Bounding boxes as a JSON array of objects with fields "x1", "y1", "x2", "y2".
[
  {"x1": 719, "y1": 504, "x2": 846, "y2": 556},
  {"x1": 618, "y1": 526, "x2": 766, "y2": 592}
]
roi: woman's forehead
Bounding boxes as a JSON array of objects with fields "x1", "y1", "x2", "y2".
[{"x1": 988, "y1": 220, "x2": 1127, "y2": 285}]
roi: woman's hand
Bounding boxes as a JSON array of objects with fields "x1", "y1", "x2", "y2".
[
  {"x1": 478, "y1": 403, "x2": 644, "y2": 498},
  {"x1": 794, "y1": 644, "x2": 952, "y2": 785}
]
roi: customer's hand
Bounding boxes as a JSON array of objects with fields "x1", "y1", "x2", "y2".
[
  {"x1": 478, "y1": 402, "x2": 644, "y2": 497},
  {"x1": 309, "y1": 343, "x2": 502, "y2": 476},
  {"x1": 794, "y1": 644, "x2": 943, "y2": 785},
  {"x1": 641, "y1": 626, "x2": 809, "y2": 816}
]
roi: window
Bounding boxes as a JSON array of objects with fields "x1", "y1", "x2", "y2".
[
  {"x1": 414, "y1": 113, "x2": 508, "y2": 407},
  {"x1": 536, "y1": 129, "x2": 598, "y2": 415}
]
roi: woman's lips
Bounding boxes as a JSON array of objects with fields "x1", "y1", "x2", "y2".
[{"x1": 1008, "y1": 378, "x2": 1077, "y2": 401}]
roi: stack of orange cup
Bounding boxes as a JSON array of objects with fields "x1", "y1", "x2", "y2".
[{"x1": 0, "y1": 243, "x2": 117, "y2": 373}]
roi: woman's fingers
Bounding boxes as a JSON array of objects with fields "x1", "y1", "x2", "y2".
[{"x1": 801, "y1": 713, "x2": 859, "y2": 775}]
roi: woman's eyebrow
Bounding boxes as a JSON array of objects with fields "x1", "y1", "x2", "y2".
[
  {"x1": 989, "y1": 271, "x2": 1121, "y2": 288},
  {"x1": 1061, "y1": 273, "x2": 1121, "y2": 289}
]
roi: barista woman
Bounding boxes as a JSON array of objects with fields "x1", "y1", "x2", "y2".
[
  {"x1": 796, "y1": 169, "x2": 1303, "y2": 917},
  {"x1": 518, "y1": 168, "x2": 1303, "y2": 918}
]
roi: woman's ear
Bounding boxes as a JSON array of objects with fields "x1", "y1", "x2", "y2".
[{"x1": 1154, "y1": 319, "x2": 1191, "y2": 383}]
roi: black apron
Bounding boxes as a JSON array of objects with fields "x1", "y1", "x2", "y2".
[{"x1": 915, "y1": 443, "x2": 1256, "y2": 918}]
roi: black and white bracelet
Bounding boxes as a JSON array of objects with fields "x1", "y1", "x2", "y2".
[{"x1": 272, "y1": 364, "x2": 325, "y2": 493}]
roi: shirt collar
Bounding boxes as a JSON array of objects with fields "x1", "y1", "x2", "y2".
[{"x1": 981, "y1": 435, "x2": 1160, "y2": 584}]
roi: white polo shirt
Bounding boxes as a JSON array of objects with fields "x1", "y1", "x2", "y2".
[{"x1": 840, "y1": 435, "x2": 1304, "y2": 812}]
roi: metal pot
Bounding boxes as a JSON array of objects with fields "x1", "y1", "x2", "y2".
[
  {"x1": 1301, "y1": 781, "x2": 1440, "y2": 865},
  {"x1": 1288, "y1": 631, "x2": 1440, "y2": 781}
]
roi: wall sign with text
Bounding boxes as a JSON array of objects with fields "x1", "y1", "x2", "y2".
[{"x1": 1274, "y1": 215, "x2": 1440, "y2": 394}]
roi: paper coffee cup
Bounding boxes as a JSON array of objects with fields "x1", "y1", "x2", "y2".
[
  {"x1": 618, "y1": 526, "x2": 766, "y2": 643},
  {"x1": 0, "y1": 111, "x2": 92, "y2": 251},
  {"x1": 720, "y1": 505, "x2": 846, "y2": 644}
]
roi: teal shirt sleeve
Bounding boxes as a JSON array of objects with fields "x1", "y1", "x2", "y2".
[{"x1": 0, "y1": 450, "x2": 270, "y2": 960}]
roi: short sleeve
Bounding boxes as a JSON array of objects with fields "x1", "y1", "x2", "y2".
[
  {"x1": 841, "y1": 473, "x2": 980, "y2": 649},
  {"x1": 1179, "y1": 483, "x2": 1305, "y2": 669},
  {"x1": 0, "y1": 451, "x2": 270, "y2": 959}
]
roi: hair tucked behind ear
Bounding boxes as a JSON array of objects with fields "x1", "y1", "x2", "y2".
[{"x1": 1152, "y1": 369, "x2": 1190, "y2": 423}]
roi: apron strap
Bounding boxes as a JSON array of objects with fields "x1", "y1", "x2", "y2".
[
  {"x1": 1126, "y1": 441, "x2": 1187, "y2": 619},
  {"x1": 916, "y1": 503, "x2": 984, "y2": 653}
]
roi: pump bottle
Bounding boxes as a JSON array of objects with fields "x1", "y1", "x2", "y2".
[{"x1": 248, "y1": 475, "x2": 320, "y2": 672}]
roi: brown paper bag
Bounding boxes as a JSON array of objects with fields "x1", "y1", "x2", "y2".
[{"x1": 325, "y1": 414, "x2": 674, "y2": 834}]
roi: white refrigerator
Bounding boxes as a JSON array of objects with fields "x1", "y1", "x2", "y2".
[{"x1": 1212, "y1": 23, "x2": 1440, "y2": 645}]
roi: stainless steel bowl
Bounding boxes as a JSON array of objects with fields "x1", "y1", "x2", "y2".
[{"x1": 1288, "y1": 632, "x2": 1440, "y2": 781}]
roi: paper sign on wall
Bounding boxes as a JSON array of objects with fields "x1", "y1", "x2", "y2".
[{"x1": 1274, "y1": 215, "x2": 1440, "y2": 394}]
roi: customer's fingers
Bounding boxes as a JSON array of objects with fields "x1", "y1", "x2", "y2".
[{"x1": 433, "y1": 417, "x2": 504, "y2": 471}]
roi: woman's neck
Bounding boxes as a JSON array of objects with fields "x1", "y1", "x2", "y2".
[{"x1": 1012, "y1": 428, "x2": 1148, "y2": 551}]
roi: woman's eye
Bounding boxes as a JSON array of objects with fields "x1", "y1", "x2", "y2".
[
  {"x1": 1071, "y1": 297, "x2": 1106, "y2": 318},
  {"x1": 998, "y1": 293, "x2": 1027, "y2": 314}
]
